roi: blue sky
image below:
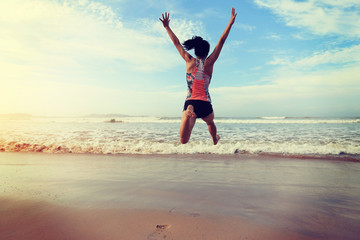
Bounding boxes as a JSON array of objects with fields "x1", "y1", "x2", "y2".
[{"x1": 0, "y1": 0, "x2": 359, "y2": 117}]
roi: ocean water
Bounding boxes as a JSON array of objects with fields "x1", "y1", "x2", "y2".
[{"x1": 0, "y1": 116, "x2": 359, "y2": 159}]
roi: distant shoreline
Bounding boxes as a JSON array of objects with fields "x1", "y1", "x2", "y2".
[{"x1": 0, "y1": 113, "x2": 359, "y2": 119}]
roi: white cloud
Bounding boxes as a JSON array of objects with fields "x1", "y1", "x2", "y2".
[
  {"x1": 265, "y1": 34, "x2": 281, "y2": 40},
  {"x1": 268, "y1": 57, "x2": 291, "y2": 65},
  {"x1": 194, "y1": 8, "x2": 221, "y2": 19},
  {"x1": 227, "y1": 40, "x2": 245, "y2": 48},
  {"x1": 291, "y1": 33, "x2": 310, "y2": 40},
  {"x1": 212, "y1": 64, "x2": 360, "y2": 116},
  {"x1": 0, "y1": 0, "x2": 204, "y2": 75},
  {"x1": 254, "y1": 0, "x2": 360, "y2": 37},
  {"x1": 269, "y1": 44, "x2": 360, "y2": 67},
  {"x1": 236, "y1": 23, "x2": 256, "y2": 32},
  {"x1": 139, "y1": 17, "x2": 207, "y2": 44},
  {"x1": 294, "y1": 44, "x2": 360, "y2": 67},
  {"x1": 0, "y1": 0, "x2": 207, "y2": 115}
]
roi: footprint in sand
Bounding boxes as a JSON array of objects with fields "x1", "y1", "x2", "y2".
[
  {"x1": 147, "y1": 225, "x2": 172, "y2": 240},
  {"x1": 189, "y1": 212, "x2": 200, "y2": 217}
]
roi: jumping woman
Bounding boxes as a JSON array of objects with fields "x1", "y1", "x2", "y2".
[{"x1": 160, "y1": 8, "x2": 237, "y2": 145}]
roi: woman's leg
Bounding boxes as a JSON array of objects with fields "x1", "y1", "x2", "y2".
[
  {"x1": 179, "y1": 105, "x2": 197, "y2": 144},
  {"x1": 202, "y1": 112, "x2": 220, "y2": 145}
]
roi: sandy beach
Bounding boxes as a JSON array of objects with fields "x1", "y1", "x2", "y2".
[
  {"x1": 1, "y1": 152, "x2": 359, "y2": 239},
  {"x1": 0, "y1": 198, "x2": 314, "y2": 240}
]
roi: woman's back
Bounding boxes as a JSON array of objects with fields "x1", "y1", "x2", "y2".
[
  {"x1": 186, "y1": 57, "x2": 214, "y2": 76},
  {"x1": 186, "y1": 58, "x2": 212, "y2": 102}
]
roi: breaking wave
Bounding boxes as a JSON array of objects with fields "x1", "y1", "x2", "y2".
[{"x1": 0, "y1": 116, "x2": 359, "y2": 160}]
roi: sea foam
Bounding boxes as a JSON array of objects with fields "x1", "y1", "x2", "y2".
[{"x1": 0, "y1": 116, "x2": 359, "y2": 159}]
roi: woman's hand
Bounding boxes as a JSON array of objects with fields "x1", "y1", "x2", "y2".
[
  {"x1": 159, "y1": 12, "x2": 170, "y2": 28},
  {"x1": 230, "y1": 7, "x2": 237, "y2": 25}
]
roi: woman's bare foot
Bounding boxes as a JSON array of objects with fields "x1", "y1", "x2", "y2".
[{"x1": 213, "y1": 134, "x2": 220, "y2": 145}]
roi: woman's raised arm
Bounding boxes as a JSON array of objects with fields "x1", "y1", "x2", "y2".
[
  {"x1": 160, "y1": 12, "x2": 192, "y2": 63},
  {"x1": 206, "y1": 8, "x2": 237, "y2": 65}
]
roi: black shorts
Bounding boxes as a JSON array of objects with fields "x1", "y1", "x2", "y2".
[{"x1": 183, "y1": 100, "x2": 213, "y2": 119}]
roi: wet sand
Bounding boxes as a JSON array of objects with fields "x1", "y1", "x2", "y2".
[
  {"x1": 0, "y1": 198, "x2": 314, "y2": 240},
  {"x1": 1, "y1": 152, "x2": 359, "y2": 239}
]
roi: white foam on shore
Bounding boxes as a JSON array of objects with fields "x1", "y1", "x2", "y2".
[
  {"x1": 1, "y1": 139, "x2": 359, "y2": 157},
  {"x1": 1, "y1": 117, "x2": 359, "y2": 158}
]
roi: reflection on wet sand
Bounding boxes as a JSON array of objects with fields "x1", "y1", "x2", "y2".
[{"x1": 1, "y1": 152, "x2": 359, "y2": 239}]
